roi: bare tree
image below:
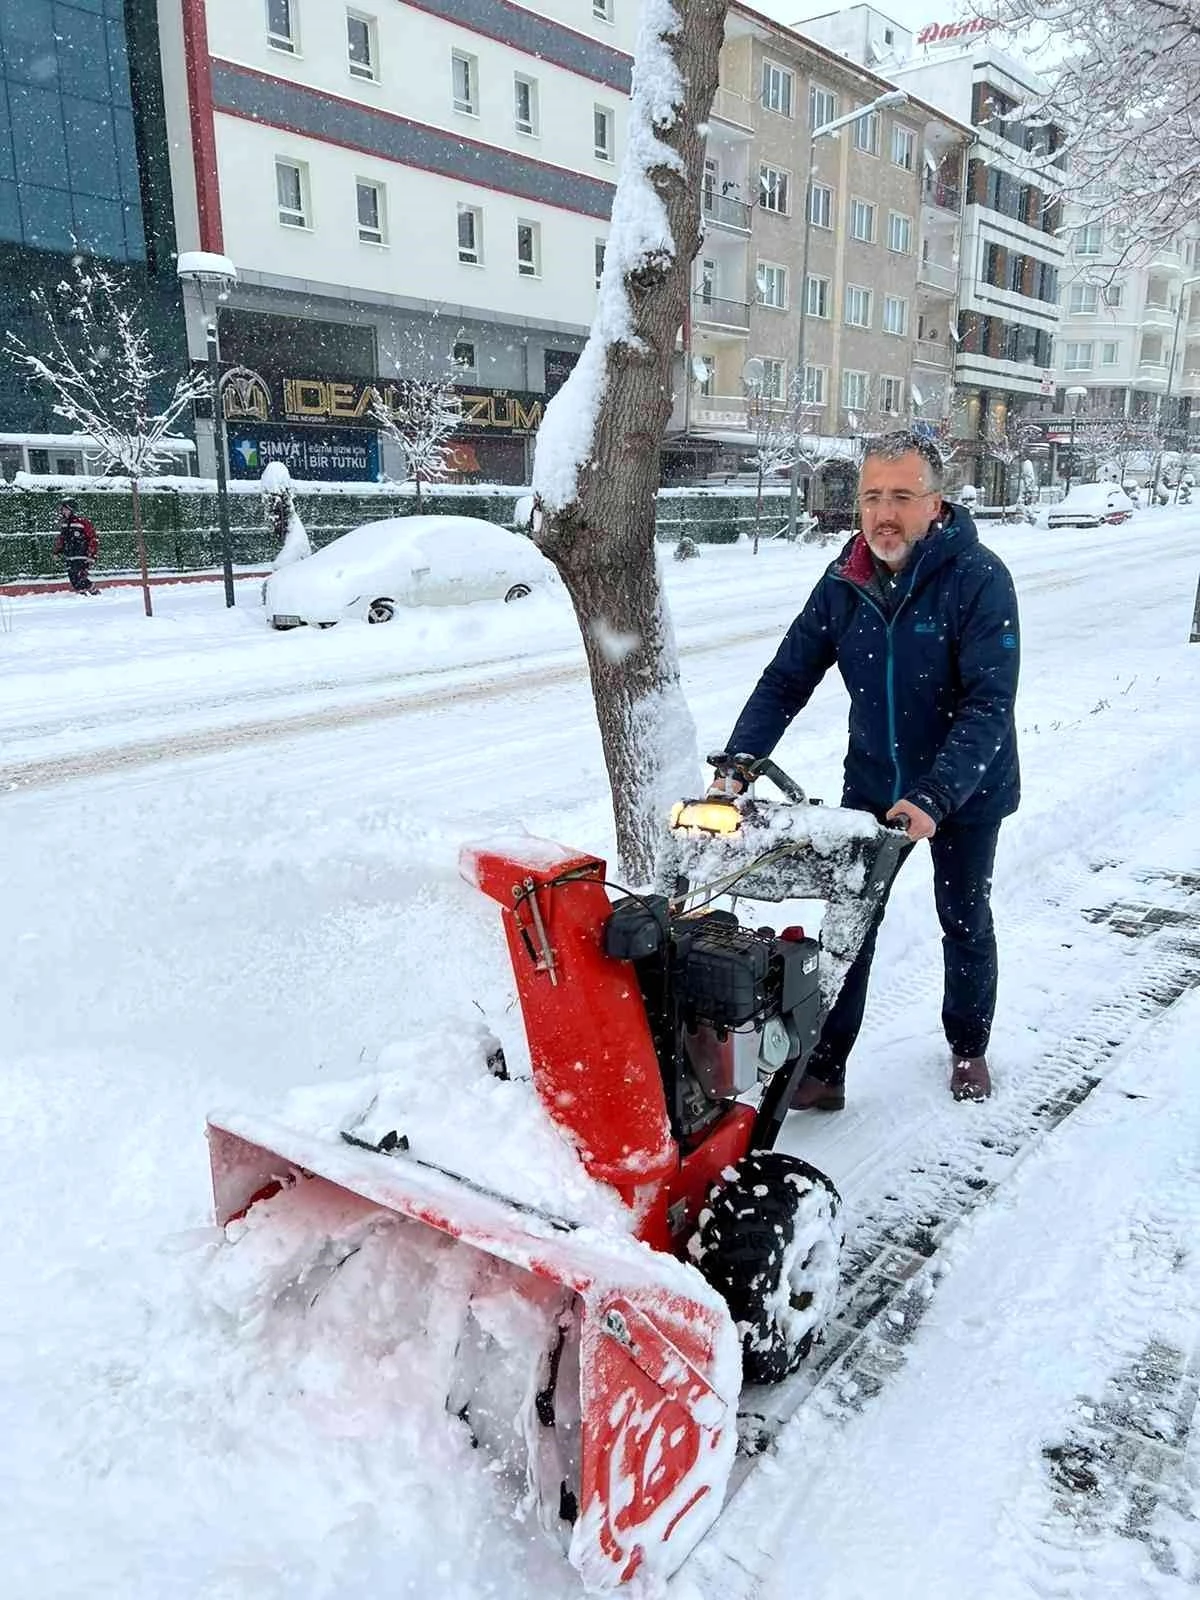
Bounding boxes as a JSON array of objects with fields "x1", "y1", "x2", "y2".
[
  {"x1": 744, "y1": 373, "x2": 796, "y2": 553},
  {"x1": 371, "y1": 376, "x2": 462, "y2": 508},
  {"x1": 982, "y1": 412, "x2": 1043, "y2": 503},
  {"x1": 5, "y1": 255, "x2": 208, "y2": 617},
  {"x1": 980, "y1": 0, "x2": 1200, "y2": 251},
  {"x1": 530, "y1": 0, "x2": 727, "y2": 880}
]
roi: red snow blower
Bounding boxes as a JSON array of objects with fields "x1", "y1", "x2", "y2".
[{"x1": 206, "y1": 757, "x2": 906, "y2": 1591}]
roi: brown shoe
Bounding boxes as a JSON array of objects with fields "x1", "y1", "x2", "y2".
[
  {"x1": 789, "y1": 1069, "x2": 846, "y2": 1112},
  {"x1": 950, "y1": 1056, "x2": 991, "y2": 1102}
]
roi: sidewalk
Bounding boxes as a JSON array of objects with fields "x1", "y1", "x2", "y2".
[{"x1": 0, "y1": 566, "x2": 271, "y2": 597}]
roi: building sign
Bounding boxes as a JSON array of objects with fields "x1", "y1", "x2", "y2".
[
  {"x1": 916, "y1": 17, "x2": 996, "y2": 45},
  {"x1": 544, "y1": 349, "x2": 581, "y2": 399},
  {"x1": 221, "y1": 371, "x2": 545, "y2": 435},
  {"x1": 227, "y1": 424, "x2": 381, "y2": 482}
]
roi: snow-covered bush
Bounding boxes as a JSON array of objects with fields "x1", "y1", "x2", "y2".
[{"x1": 260, "y1": 461, "x2": 312, "y2": 568}]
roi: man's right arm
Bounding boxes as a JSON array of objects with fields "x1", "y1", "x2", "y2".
[{"x1": 724, "y1": 580, "x2": 838, "y2": 761}]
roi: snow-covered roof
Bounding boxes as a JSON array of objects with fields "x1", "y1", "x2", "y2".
[{"x1": 0, "y1": 433, "x2": 195, "y2": 454}]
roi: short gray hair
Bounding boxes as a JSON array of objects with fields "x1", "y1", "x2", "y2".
[{"x1": 860, "y1": 429, "x2": 945, "y2": 493}]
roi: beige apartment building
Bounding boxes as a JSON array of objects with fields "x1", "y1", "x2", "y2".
[{"x1": 667, "y1": 5, "x2": 971, "y2": 487}]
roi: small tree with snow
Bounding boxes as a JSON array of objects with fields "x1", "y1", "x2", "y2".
[
  {"x1": 744, "y1": 373, "x2": 796, "y2": 553},
  {"x1": 260, "y1": 461, "x2": 311, "y2": 568},
  {"x1": 529, "y1": 0, "x2": 727, "y2": 880},
  {"x1": 982, "y1": 413, "x2": 1043, "y2": 503},
  {"x1": 370, "y1": 377, "x2": 462, "y2": 508},
  {"x1": 4, "y1": 255, "x2": 208, "y2": 618}
]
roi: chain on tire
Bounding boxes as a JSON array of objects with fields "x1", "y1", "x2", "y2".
[{"x1": 688, "y1": 1150, "x2": 843, "y2": 1384}]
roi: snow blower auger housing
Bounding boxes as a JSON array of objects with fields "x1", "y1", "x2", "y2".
[{"x1": 205, "y1": 759, "x2": 905, "y2": 1592}]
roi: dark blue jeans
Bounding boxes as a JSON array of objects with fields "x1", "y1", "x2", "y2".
[{"x1": 809, "y1": 803, "x2": 1001, "y2": 1076}]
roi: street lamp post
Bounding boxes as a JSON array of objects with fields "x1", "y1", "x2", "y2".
[
  {"x1": 1063, "y1": 384, "x2": 1087, "y2": 493},
  {"x1": 787, "y1": 89, "x2": 908, "y2": 540},
  {"x1": 1150, "y1": 271, "x2": 1200, "y2": 505},
  {"x1": 177, "y1": 252, "x2": 238, "y2": 608}
]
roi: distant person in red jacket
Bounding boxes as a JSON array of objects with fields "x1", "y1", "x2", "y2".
[{"x1": 54, "y1": 502, "x2": 100, "y2": 595}]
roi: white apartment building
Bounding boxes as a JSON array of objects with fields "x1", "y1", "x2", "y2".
[
  {"x1": 160, "y1": 0, "x2": 634, "y2": 480},
  {"x1": 1053, "y1": 217, "x2": 1200, "y2": 454},
  {"x1": 804, "y1": 6, "x2": 1067, "y2": 498}
]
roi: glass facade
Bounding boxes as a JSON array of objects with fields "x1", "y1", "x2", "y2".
[{"x1": 0, "y1": 0, "x2": 145, "y2": 261}]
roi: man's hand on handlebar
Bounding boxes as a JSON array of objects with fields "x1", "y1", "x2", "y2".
[{"x1": 886, "y1": 799, "x2": 936, "y2": 840}]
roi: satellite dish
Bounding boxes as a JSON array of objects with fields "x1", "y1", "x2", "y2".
[
  {"x1": 741, "y1": 358, "x2": 765, "y2": 389},
  {"x1": 911, "y1": 383, "x2": 926, "y2": 409}
]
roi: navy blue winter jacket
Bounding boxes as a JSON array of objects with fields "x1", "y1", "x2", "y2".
[{"x1": 726, "y1": 503, "x2": 1020, "y2": 826}]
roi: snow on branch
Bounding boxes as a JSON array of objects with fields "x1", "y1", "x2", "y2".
[
  {"x1": 532, "y1": 0, "x2": 686, "y2": 511},
  {"x1": 980, "y1": 0, "x2": 1200, "y2": 249},
  {"x1": 370, "y1": 375, "x2": 462, "y2": 495},
  {"x1": 4, "y1": 255, "x2": 209, "y2": 479}
]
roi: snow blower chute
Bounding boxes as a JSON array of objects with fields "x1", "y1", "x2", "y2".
[{"x1": 206, "y1": 757, "x2": 905, "y2": 1591}]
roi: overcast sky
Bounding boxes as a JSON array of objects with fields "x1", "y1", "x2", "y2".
[{"x1": 752, "y1": 0, "x2": 949, "y2": 36}]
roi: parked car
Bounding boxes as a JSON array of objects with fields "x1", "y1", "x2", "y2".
[
  {"x1": 1046, "y1": 484, "x2": 1135, "y2": 530},
  {"x1": 264, "y1": 515, "x2": 555, "y2": 629}
]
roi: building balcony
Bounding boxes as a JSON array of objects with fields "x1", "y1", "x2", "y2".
[
  {"x1": 709, "y1": 86, "x2": 756, "y2": 135},
  {"x1": 922, "y1": 176, "x2": 961, "y2": 213},
  {"x1": 702, "y1": 192, "x2": 754, "y2": 234},
  {"x1": 1141, "y1": 303, "x2": 1179, "y2": 330},
  {"x1": 692, "y1": 293, "x2": 751, "y2": 332},
  {"x1": 914, "y1": 337, "x2": 953, "y2": 366},
  {"x1": 917, "y1": 258, "x2": 957, "y2": 295}
]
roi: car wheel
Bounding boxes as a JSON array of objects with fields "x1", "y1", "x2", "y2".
[
  {"x1": 315, "y1": 622, "x2": 336, "y2": 630},
  {"x1": 367, "y1": 598, "x2": 395, "y2": 624},
  {"x1": 504, "y1": 583, "x2": 532, "y2": 603}
]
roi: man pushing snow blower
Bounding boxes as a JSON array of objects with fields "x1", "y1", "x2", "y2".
[{"x1": 713, "y1": 429, "x2": 1021, "y2": 1108}]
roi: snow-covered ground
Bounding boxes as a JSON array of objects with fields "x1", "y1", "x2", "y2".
[{"x1": 2, "y1": 511, "x2": 1199, "y2": 1597}]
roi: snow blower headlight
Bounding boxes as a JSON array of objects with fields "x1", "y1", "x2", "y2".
[{"x1": 670, "y1": 800, "x2": 743, "y2": 835}]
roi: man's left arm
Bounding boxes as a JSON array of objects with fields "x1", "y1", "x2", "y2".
[{"x1": 903, "y1": 564, "x2": 1020, "y2": 825}]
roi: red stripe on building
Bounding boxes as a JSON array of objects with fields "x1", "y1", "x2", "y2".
[{"x1": 181, "y1": 0, "x2": 224, "y2": 252}]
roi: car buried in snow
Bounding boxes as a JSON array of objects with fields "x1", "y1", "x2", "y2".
[
  {"x1": 264, "y1": 514, "x2": 555, "y2": 629},
  {"x1": 1046, "y1": 484, "x2": 1135, "y2": 530}
]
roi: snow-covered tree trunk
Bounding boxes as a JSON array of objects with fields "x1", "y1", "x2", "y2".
[
  {"x1": 130, "y1": 481, "x2": 151, "y2": 618},
  {"x1": 531, "y1": 0, "x2": 726, "y2": 882}
]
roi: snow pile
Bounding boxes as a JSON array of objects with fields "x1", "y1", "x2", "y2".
[
  {"x1": 260, "y1": 461, "x2": 313, "y2": 568},
  {"x1": 262, "y1": 1020, "x2": 637, "y2": 1233},
  {"x1": 532, "y1": 0, "x2": 684, "y2": 511}
]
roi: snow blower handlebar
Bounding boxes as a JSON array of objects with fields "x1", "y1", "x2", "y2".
[{"x1": 707, "y1": 750, "x2": 808, "y2": 804}]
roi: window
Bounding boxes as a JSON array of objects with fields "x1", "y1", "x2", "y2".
[
  {"x1": 883, "y1": 294, "x2": 908, "y2": 335},
  {"x1": 594, "y1": 238, "x2": 606, "y2": 288},
  {"x1": 887, "y1": 211, "x2": 912, "y2": 253},
  {"x1": 1102, "y1": 281, "x2": 1124, "y2": 308},
  {"x1": 457, "y1": 203, "x2": 482, "y2": 264},
  {"x1": 1068, "y1": 283, "x2": 1098, "y2": 314},
  {"x1": 696, "y1": 355, "x2": 715, "y2": 396},
  {"x1": 514, "y1": 75, "x2": 539, "y2": 136},
  {"x1": 850, "y1": 199, "x2": 875, "y2": 242},
  {"x1": 853, "y1": 110, "x2": 880, "y2": 154},
  {"x1": 842, "y1": 369, "x2": 869, "y2": 411},
  {"x1": 452, "y1": 340, "x2": 477, "y2": 374},
  {"x1": 267, "y1": 0, "x2": 296, "y2": 52},
  {"x1": 880, "y1": 375, "x2": 903, "y2": 414},
  {"x1": 891, "y1": 124, "x2": 916, "y2": 170},
  {"x1": 1101, "y1": 341, "x2": 1119, "y2": 366},
  {"x1": 756, "y1": 261, "x2": 788, "y2": 309},
  {"x1": 347, "y1": 12, "x2": 377, "y2": 80},
  {"x1": 844, "y1": 284, "x2": 872, "y2": 328},
  {"x1": 1064, "y1": 341, "x2": 1093, "y2": 370},
  {"x1": 805, "y1": 274, "x2": 830, "y2": 318},
  {"x1": 808, "y1": 182, "x2": 833, "y2": 228},
  {"x1": 594, "y1": 106, "x2": 615, "y2": 162},
  {"x1": 517, "y1": 219, "x2": 541, "y2": 277},
  {"x1": 356, "y1": 179, "x2": 385, "y2": 244},
  {"x1": 761, "y1": 358, "x2": 787, "y2": 401},
  {"x1": 810, "y1": 85, "x2": 838, "y2": 130},
  {"x1": 275, "y1": 159, "x2": 309, "y2": 228},
  {"x1": 452, "y1": 51, "x2": 477, "y2": 114},
  {"x1": 700, "y1": 258, "x2": 716, "y2": 301},
  {"x1": 761, "y1": 60, "x2": 794, "y2": 116},
  {"x1": 593, "y1": 0, "x2": 613, "y2": 19},
  {"x1": 759, "y1": 164, "x2": 790, "y2": 214},
  {"x1": 1075, "y1": 223, "x2": 1103, "y2": 255},
  {"x1": 802, "y1": 364, "x2": 827, "y2": 406},
  {"x1": 1141, "y1": 334, "x2": 1163, "y2": 364}
]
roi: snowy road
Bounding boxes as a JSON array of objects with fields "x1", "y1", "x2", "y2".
[{"x1": 2, "y1": 515, "x2": 1199, "y2": 1598}]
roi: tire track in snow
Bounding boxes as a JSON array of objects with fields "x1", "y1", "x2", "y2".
[{"x1": 682, "y1": 867, "x2": 1200, "y2": 1599}]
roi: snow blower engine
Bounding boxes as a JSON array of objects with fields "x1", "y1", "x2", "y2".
[{"x1": 204, "y1": 755, "x2": 906, "y2": 1593}]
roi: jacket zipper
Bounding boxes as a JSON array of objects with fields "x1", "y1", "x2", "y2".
[{"x1": 831, "y1": 552, "x2": 925, "y2": 804}]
